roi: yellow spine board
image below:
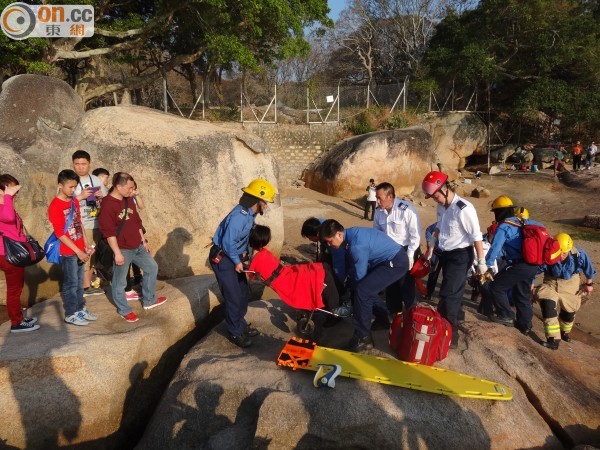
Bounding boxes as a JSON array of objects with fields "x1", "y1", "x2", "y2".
[{"x1": 277, "y1": 337, "x2": 512, "y2": 401}]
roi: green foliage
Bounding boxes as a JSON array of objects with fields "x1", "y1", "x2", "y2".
[
  {"x1": 208, "y1": 105, "x2": 239, "y2": 122},
  {"x1": 346, "y1": 111, "x2": 377, "y2": 135},
  {"x1": 386, "y1": 112, "x2": 409, "y2": 130}
]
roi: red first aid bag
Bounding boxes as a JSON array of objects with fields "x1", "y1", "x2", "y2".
[{"x1": 389, "y1": 304, "x2": 452, "y2": 366}]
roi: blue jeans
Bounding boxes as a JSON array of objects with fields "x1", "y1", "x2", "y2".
[
  {"x1": 111, "y1": 245, "x2": 158, "y2": 315},
  {"x1": 60, "y1": 255, "x2": 85, "y2": 316}
]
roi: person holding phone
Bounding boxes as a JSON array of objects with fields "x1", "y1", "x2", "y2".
[{"x1": 72, "y1": 150, "x2": 108, "y2": 296}]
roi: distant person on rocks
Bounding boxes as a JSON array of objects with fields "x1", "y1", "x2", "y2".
[
  {"x1": 584, "y1": 141, "x2": 597, "y2": 170},
  {"x1": 363, "y1": 178, "x2": 377, "y2": 221},
  {"x1": 210, "y1": 179, "x2": 277, "y2": 348},
  {"x1": 72, "y1": 150, "x2": 108, "y2": 296},
  {"x1": 92, "y1": 167, "x2": 110, "y2": 188},
  {"x1": 536, "y1": 233, "x2": 595, "y2": 350},
  {"x1": 320, "y1": 219, "x2": 409, "y2": 353},
  {"x1": 0, "y1": 174, "x2": 40, "y2": 333},
  {"x1": 48, "y1": 169, "x2": 98, "y2": 326},
  {"x1": 571, "y1": 141, "x2": 583, "y2": 171},
  {"x1": 98, "y1": 172, "x2": 166, "y2": 323},
  {"x1": 553, "y1": 145, "x2": 569, "y2": 177},
  {"x1": 373, "y1": 182, "x2": 421, "y2": 314}
]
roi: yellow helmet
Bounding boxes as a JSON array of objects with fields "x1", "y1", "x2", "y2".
[
  {"x1": 555, "y1": 233, "x2": 573, "y2": 253},
  {"x1": 491, "y1": 195, "x2": 514, "y2": 210},
  {"x1": 515, "y1": 207, "x2": 529, "y2": 220},
  {"x1": 241, "y1": 179, "x2": 277, "y2": 203}
]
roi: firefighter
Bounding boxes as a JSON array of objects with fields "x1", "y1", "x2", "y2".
[
  {"x1": 484, "y1": 196, "x2": 544, "y2": 334},
  {"x1": 210, "y1": 179, "x2": 277, "y2": 348},
  {"x1": 536, "y1": 233, "x2": 596, "y2": 349},
  {"x1": 422, "y1": 171, "x2": 485, "y2": 349}
]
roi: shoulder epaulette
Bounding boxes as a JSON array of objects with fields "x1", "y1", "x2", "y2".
[
  {"x1": 399, "y1": 202, "x2": 408, "y2": 211},
  {"x1": 456, "y1": 200, "x2": 467, "y2": 210},
  {"x1": 503, "y1": 218, "x2": 522, "y2": 227},
  {"x1": 240, "y1": 208, "x2": 248, "y2": 215}
]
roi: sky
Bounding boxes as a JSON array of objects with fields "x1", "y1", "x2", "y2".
[{"x1": 328, "y1": 0, "x2": 348, "y2": 21}]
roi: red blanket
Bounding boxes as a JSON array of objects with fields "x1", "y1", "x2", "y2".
[{"x1": 248, "y1": 249, "x2": 325, "y2": 310}]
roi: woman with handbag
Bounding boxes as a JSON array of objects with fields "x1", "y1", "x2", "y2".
[{"x1": 0, "y1": 174, "x2": 40, "y2": 333}]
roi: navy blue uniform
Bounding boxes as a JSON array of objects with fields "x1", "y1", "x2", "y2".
[
  {"x1": 340, "y1": 227, "x2": 409, "y2": 338},
  {"x1": 210, "y1": 204, "x2": 256, "y2": 337}
]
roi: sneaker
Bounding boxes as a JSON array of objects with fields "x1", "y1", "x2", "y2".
[
  {"x1": 143, "y1": 296, "x2": 168, "y2": 310},
  {"x1": 331, "y1": 303, "x2": 353, "y2": 318},
  {"x1": 125, "y1": 290, "x2": 142, "y2": 301},
  {"x1": 11, "y1": 320, "x2": 40, "y2": 333},
  {"x1": 345, "y1": 334, "x2": 374, "y2": 352},
  {"x1": 22, "y1": 317, "x2": 38, "y2": 325},
  {"x1": 244, "y1": 324, "x2": 259, "y2": 337},
  {"x1": 229, "y1": 334, "x2": 252, "y2": 348},
  {"x1": 83, "y1": 287, "x2": 105, "y2": 297},
  {"x1": 561, "y1": 331, "x2": 571, "y2": 342},
  {"x1": 64, "y1": 312, "x2": 90, "y2": 326},
  {"x1": 80, "y1": 307, "x2": 97, "y2": 321},
  {"x1": 121, "y1": 312, "x2": 139, "y2": 323},
  {"x1": 541, "y1": 337, "x2": 560, "y2": 350}
]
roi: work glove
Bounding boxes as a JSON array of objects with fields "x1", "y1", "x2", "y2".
[
  {"x1": 426, "y1": 237, "x2": 437, "y2": 260},
  {"x1": 408, "y1": 255, "x2": 414, "y2": 270},
  {"x1": 476, "y1": 258, "x2": 488, "y2": 276}
]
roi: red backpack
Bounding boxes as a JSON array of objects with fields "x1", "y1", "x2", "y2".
[{"x1": 505, "y1": 219, "x2": 561, "y2": 265}]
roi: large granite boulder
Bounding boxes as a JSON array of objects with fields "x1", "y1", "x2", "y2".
[
  {"x1": 0, "y1": 275, "x2": 221, "y2": 449},
  {"x1": 420, "y1": 112, "x2": 487, "y2": 167},
  {"x1": 303, "y1": 127, "x2": 434, "y2": 199},
  {"x1": 0, "y1": 75, "x2": 84, "y2": 153},
  {"x1": 138, "y1": 300, "x2": 600, "y2": 449}
]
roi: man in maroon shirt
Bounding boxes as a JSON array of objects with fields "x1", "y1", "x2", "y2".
[{"x1": 98, "y1": 172, "x2": 166, "y2": 322}]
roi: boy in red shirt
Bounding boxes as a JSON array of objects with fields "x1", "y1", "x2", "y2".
[{"x1": 48, "y1": 169, "x2": 98, "y2": 326}]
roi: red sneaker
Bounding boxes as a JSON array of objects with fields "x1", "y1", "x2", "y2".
[
  {"x1": 143, "y1": 296, "x2": 168, "y2": 310},
  {"x1": 121, "y1": 312, "x2": 139, "y2": 323}
]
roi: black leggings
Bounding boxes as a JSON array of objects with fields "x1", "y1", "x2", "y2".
[{"x1": 321, "y1": 263, "x2": 340, "y2": 310}]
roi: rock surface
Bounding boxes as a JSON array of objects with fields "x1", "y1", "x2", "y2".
[
  {"x1": 420, "y1": 112, "x2": 487, "y2": 167},
  {"x1": 0, "y1": 275, "x2": 221, "y2": 449},
  {"x1": 138, "y1": 299, "x2": 600, "y2": 449},
  {"x1": 0, "y1": 75, "x2": 84, "y2": 152},
  {"x1": 303, "y1": 127, "x2": 435, "y2": 199}
]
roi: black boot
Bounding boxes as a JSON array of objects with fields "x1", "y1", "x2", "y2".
[
  {"x1": 541, "y1": 337, "x2": 559, "y2": 350},
  {"x1": 561, "y1": 331, "x2": 571, "y2": 342}
]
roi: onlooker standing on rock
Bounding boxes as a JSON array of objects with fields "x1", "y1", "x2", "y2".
[
  {"x1": 98, "y1": 172, "x2": 166, "y2": 323},
  {"x1": 373, "y1": 182, "x2": 421, "y2": 314},
  {"x1": 72, "y1": 150, "x2": 108, "y2": 297},
  {"x1": 48, "y1": 170, "x2": 98, "y2": 326},
  {"x1": 363, "y1": 179, "x2": 377, "y2": 221},
  {"x1": 585, "y1": 141, "x2": 597, "y2": 170},
  {"x1": 422, "y1": 171, "x2": 485, "y2": 349},
  {"x1": 320, "y1": 219, "x2": 409, "y2": 353},
  {"x1": 553, "y1": 145, "x2": 569, "y2": 177},
  {"x1": 92, "y1": 167, "x2": 110, "y2": 188},
  {"x1": 210, "y1": 179, "x2": 277, "y2": 348},
  {"x1": 536, "y1": 233, "x2": 595, "y2": 350},
  {"x1": 571, "y1": 141, "x2": 583, "y2": 171},
  {"x1": 0, "y1": 174, "x2": 40, "y2": 333}
]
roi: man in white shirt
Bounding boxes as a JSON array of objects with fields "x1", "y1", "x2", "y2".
[
  {"x1": 72, "y1": 150, "x2": 109, "y2": 296},
  {"x1": 422, "y1": 171, "x2": 485, "y2": 348},
  {"x1": 373, "y1": 182, "x2": 421, "y2": 315},
  {"x1": 363, "y1": 178, "x2": 377, "y2": 221}
]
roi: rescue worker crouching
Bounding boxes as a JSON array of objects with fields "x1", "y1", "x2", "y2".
[
  {"x1": 536, "y1": 233, "x2": 596, "y2": 350},
  {"x1": 210, "y1": 179, "x2": 277, "y2": 348},
  {"x1": 484, "y1": 196, "x2": 542, "y2": 335}
]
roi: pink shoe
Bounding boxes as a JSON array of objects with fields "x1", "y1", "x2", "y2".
[
  {"x1": 125, "y1": 290, "x2": 142, "y2": 301},
  {"x1": 143, "y1": 296, "x2": 168, "y2": 310},
  {"x1": 121, "y1": 312, "x2": 139, "y2": 323}
]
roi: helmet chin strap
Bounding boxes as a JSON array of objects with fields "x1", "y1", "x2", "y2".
[{"x1": 441, "y1": 186, "x2": 450, "y2": 208}]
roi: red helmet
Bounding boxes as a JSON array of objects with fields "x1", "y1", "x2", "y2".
[
  {"x1": 422, "y1": 171, "x2": 448, "y2": 198},
  {"x1": 409, "y1": 258, "x2": 431, "y2": 278}
]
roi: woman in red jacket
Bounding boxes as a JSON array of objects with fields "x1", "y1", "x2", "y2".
[{"x1": 248, "y1": 225, "x2": 345, "y2": 317}]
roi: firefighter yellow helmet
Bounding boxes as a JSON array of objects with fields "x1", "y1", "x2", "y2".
[
  {"x1": 515, "y1": 207, "x2": 529, "y2": 220},
  {"x1": 241, "y1": 179, "x2": 277, "y2": 203},
  {"x1": 555, "y1": 233, "x2": 573, "y2": 253},
  {"x1": 490, "y1": 195, "x2": 514, "y2": 210}
]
